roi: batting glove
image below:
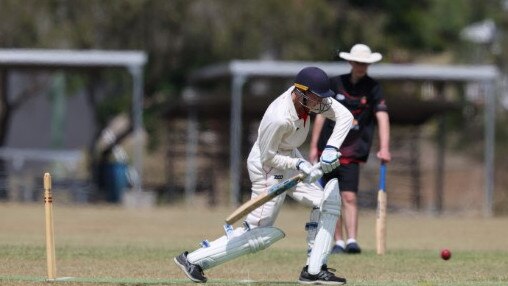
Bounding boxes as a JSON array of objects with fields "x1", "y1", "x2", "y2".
[
  {"x1": 320, "y1": 146, "x2": 341, "y2": 173},
  {"x1": 297, "y1": 160, "x2": 323, "y2": 184}
]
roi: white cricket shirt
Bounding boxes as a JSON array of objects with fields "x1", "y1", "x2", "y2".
[{"x1": 248, "y1": 87, "x2": 353, "y2": 171}]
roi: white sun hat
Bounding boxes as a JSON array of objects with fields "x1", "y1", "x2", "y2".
[{"x1": 338, "y1": 44, "x2": 382, "y2": 64}]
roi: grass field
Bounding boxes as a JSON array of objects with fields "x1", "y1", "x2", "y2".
[{"x1": 0, "y1": 202, "x2": 507, "y2": 285}]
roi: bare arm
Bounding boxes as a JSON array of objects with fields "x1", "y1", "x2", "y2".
[
  {"x1": 309, "y1": 114, "x2": 326, "y2": 163},
  {"x1": 376, "y1": 111, "x2": 391, "y2": 163}
]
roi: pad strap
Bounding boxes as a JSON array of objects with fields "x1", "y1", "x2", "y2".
[{"x1": 305, "y1": 207, "x2": 320, "y2": 254}]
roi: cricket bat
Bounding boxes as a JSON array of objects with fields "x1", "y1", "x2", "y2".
[
  {"x1": 225, "y1": 164, "x2": 320, "y2": 225},
  {"x1": 376, "y1": 162, "x2": 387, "y2": 255}
]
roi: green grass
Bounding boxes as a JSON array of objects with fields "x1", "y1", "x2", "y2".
[{"x1": 0, "y1": 203, "x2": 507, "y2": 285}]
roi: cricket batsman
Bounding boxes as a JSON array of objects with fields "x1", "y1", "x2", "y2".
[{"x1": 174, "y1": 67, "x2": 353, "y2": 284}]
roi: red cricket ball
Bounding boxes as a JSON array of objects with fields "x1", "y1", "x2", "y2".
[{"x1": 441, "y1": 249, "x2": 451, "y2": 260}]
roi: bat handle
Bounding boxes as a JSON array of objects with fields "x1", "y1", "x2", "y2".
[
  {"x1": 303, "y1": 163, "x2": 322, "y2": 180},
  {"x1": 379, "y1": 162, "x2": 386, "y2": 191},
  {"x1": 298, "y1": 163, "x2": 321, "y2": 180},
  {"x1": 311, "y1": 163, "x2": 321, "y2": 171}
]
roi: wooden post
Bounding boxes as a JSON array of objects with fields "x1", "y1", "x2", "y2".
[{"x1": 44, "y1": 173, "x2": 56, "y2": 280}]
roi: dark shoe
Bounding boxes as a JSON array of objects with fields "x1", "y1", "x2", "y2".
[
  {"x1": 331, "y1": 244, "x2": 346, "y2": 254},
  {"x1": 298, "y1": 265, "x2": 346, "y2": 285},
  {"x1": 345, "y1": 242, "x2": 361, "y2": 254},
  {"x1": 174, "y1": 251, "x2": 207, "y2": 283}
]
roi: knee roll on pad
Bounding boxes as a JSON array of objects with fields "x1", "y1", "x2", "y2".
[
  {"x1": 187, "y1": 226, "x2": 285, "y2": 270},
  {"x1": 319, "y1": 178, "x2": 341, "y2": 216}
]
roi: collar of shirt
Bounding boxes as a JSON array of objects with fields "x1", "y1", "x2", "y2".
[
  {"x1": 297, "y1": 109, "x2": 309, "y2": 126},
  {"x1": 284, "y1": 87, "x2": 300, "y2": 121},
  {"x1": 284, "y1": 87, "x2": 309, "y2": 127},
  {"x1": 346, "y1": 72, "x2": 368, "y2": 88}
]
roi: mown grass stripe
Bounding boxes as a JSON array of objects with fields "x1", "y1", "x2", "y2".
[
  {"x1": 0, "y1": 275, "x2": 298, "y2": 285},
  {"x1": 0, "y1": 275, "x2": 506, "y2": 285}
]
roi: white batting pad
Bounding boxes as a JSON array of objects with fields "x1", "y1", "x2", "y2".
[
  {"x1": 187, "y1": 226, "x2": 285, "y2": 270},
  {"x1": 308, "y1": 179, "x2": 341, "y2": 274}
]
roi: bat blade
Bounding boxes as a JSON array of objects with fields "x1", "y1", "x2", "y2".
[
  {"x1": 376, "y1": 163, "x2": 387, "y2": 255},
  {"x1": 225, "y1": 173, "x2": 305, "y2": 225}
]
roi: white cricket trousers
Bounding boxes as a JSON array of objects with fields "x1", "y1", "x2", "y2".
[{"x1": 245, "y1": 161, "x2": 323, "y2": 228}]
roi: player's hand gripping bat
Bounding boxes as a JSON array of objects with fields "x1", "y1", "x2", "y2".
[
  {"x1": 225, "y1": 164, "x2": 321, "y2": 226},
  {"x1": 376, "y1": 162, "x2": 387, "y2": 255}
]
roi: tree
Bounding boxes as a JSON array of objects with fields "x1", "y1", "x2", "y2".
[{"x1": 0, "y1": 0, "x2": 502, "y2": 200}]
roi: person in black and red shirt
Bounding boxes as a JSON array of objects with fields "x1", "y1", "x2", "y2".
[{"x1": 310, "y1": 44, "x2": 391, "y2": 254}]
